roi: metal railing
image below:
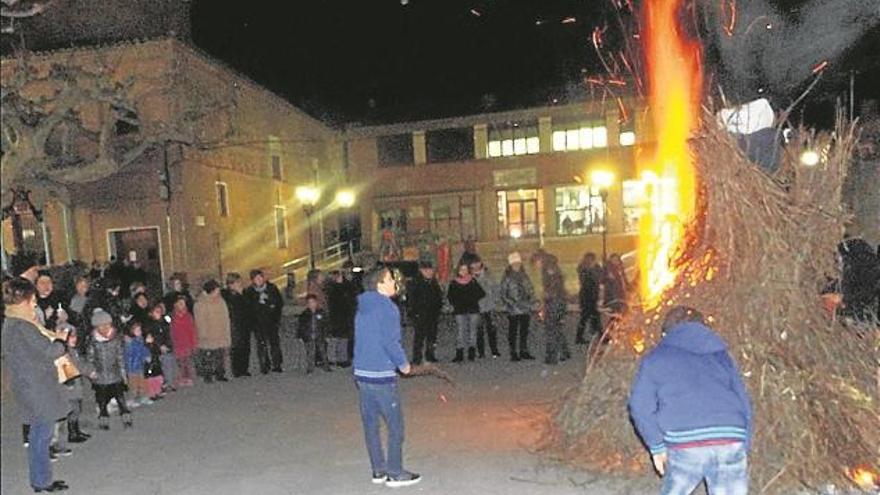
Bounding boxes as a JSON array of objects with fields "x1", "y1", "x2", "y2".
[{"x1": 271, "y1": 240, "x2": 355, "y2": 290}]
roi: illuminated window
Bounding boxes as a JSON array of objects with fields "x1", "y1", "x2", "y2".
[
  {"x1": 619, "y1": 131, "x2": 636, "y2": 146},
  {"x1": 268, "y1": 136, "x2": 283, "y2": 180},
  {"x1": 274, "y1": 205, "x2": 288, "y2": 248},
  {"x1": 622, "y1": 177, "x2": 676, "y2": 233},
  {"x1": 487, "y1": 121, "x2": 539, "y2": 158},
  {"x1": 552, "y1": 120, "x2": 608, "y2": 151},
  {"x1": 555, "y1": 186, "x2": 605, "y2": 236},
  {"x1": 215, "y1": 182, "x2": 229, "y2": 218},
  {"x1": 496, "y1": 189, "x2": 543, "y2": 239}
]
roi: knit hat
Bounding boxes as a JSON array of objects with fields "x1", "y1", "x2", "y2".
[
  {"x1": 508, "y1": 252, "x2": 522, "y2": 265},
  {"x1": 91, "y1": 308, "x2": 113, "y2": 327}
]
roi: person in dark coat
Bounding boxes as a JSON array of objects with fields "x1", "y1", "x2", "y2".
[
  {"x1": 35, "y1": 271, "x2": 67, "y2": 330},
  {"x1": 297, "y1": 294, "x2": 331, "y2": 372},
  {"x1": 536, "y1": 253, "x2": 571, "y2": 365},
  {"x1": 1, "y1": 277, "x2": 71, "y2": 492},
  {"x1": 144, "y1": 301, "x2": 176, "y2": 391},
  {"x1": 222, "y1": 273, "x2": 252, "y2": 377},
  {"x1": 162, "y1": 274, "x2": 194, "y2": 314},
  {"x1": 575, "y1": 252, "x2": 603, "y2": 344},
  {"x1": 243, "y1": 269, "x2": 284, "y2": 374},
  {"x1": 325, "y1": 270, "x2": 357, "y2": 367},
  {"x1": 601, "y1": 253, "x2": 630, "y2": 316},
  {"x1": 499, "y1": 252, "x2": 536, "y2": 361},
  {"x1": 406, "y1": 261, "x2": 444, "y2": 364},
  {"x1": 447, "y1": 262, "x2": 485, "y2": 363}
]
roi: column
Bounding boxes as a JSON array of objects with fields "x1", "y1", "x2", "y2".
[
  {"x1": 473, "y1": 123, "x2": 488, "y2": 159},
  {"x1": 538, "y1": 116, "x2": 552, "y2": 153},
  {"x1": 413, "y1": 131, "x2": 427, "y2": 165}
]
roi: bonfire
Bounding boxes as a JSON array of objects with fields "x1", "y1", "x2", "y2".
[{"x1": 545, "y1": 0, "x2": 880, "y2": 492}]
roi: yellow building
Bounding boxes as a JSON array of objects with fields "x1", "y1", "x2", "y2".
[
  {"x1": 1, "y1": 38, "x2": 345, "y2": 287},
  {"x1": 345, "y1": 98, "x2": 652, "y2": 285}
]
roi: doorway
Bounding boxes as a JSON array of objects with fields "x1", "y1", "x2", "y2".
[{"x1": 107, "y1": 227, "x2": 164, "y2": 296}]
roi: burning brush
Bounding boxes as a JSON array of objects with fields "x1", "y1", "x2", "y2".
[{"x1": 404, "y1": 363, "x2": 456, "y2": 387}]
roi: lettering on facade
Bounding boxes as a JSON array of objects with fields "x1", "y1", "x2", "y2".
[{"x1": 493, "y1": 168, "x2": 536, "y2": 188}]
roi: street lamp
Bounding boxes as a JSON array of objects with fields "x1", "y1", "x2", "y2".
[
  {"x1": 590, "y1": 169, "x2": 615, "y2": 262},
  {"x1": 296, "y1": 185, "x2": 321, "y2": 269},
  {"x1": 335, "y1": 189, "x2": 356, "y2": 208}
]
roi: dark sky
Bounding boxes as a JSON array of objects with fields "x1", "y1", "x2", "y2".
[{"x1": 190, "y1": 0, "x2": 880, "y2": 126}]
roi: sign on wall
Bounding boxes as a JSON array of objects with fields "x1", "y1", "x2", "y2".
[{"x1": 493, "y1": 168, "x2": 536, "y2": 188}]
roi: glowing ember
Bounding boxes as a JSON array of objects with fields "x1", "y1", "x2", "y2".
[
  {"x1": 847, "y1": 466, "x2": 879, "y2": 490},
  {"x1": 638, "y1": 0, "x2": 703, "y2": 309}
]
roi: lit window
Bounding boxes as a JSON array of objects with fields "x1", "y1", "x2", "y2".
[
  {"x1": 552, "y1": 131, "x2": 567, "y2": 151},
  {"x1": 553, "y1": 121, "x2": 608, "y2": 151},
  {"x1": 555, "y1": 186, "x2": 605, "y2": 236},
  {"x1": 501, "y1": 139, "x2": 514, "y2": 156},
  {"x1": 215, "y1": 182, "x2": 229, "y2": 218},
  {"x1": 487, "y1": 121, "x2": 539, "y2": 157},
  {"x1": 488, "y1": 140, "x2": 502, "y2": 157},
  {"x1": 526, "y1": 136, "x2": 540, "y2": 154},
  {"x1": 497, "y1": 189, "x2": 543, "y2": 239},
  {"x1": 620, "y1": 131, "x2": 636, "y2": 146}
]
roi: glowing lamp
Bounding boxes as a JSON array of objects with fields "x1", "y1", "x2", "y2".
[
  {"x1": 800, "y1": 150, "x2": 820, "y2": 167},
  {"x1": 591, "y1": 170, "x2": 615, "y2": 189},
  {"x1": 336, "y1": 189, "x2": 356, "y2": 208},
  {"x1": 510, "y1": 227, "x2": 522, "y2": 239},
  {"x1": 295, "y1": 186, "x2": 320, "y2": 206}
]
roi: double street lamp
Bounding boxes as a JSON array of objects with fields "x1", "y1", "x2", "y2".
[
  {"x1": 590, "y1": 169, "x2": 615, "y2": 262},
  {"x1": 296, "y1": 186, "x2": 357, "y2": 270},
  {"x1": 296, "y1": 185, "x2": 320, "y2": 269}
]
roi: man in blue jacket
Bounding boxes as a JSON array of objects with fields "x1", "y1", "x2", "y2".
[
  {"x1": 628, "y1": 306, "x2": 752, "y2": 495},
  {"x1": 353, "y1": 267, "x2": 420, "y2": 487}
]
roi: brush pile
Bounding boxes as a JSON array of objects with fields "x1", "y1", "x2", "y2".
[{"x1": 545, "y1": 114, "x2": 879, "y2": 493}]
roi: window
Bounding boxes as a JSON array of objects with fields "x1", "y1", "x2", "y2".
[
  {"x1": 270, "y1": 155, "x2": 282, "y2": 180},
  {"x1": 552, "y1": 120, "x2": 608, "y2": 151},
  {"x1": 555, "y1": 186, "x2": 605, "y2": 236},
  {"x1": 274, "y1": 206, "x2": 288, "y2": 248},
  {"x1": 425, "y1": 127, "x2": 474, "y2": 163},
  {"x1": 377, "y1": 133, "x2": 414, "y2": 167},
  {"x1": 619, "y1": 131, "x2": 636, "y2": 146},
  {"x1": 622, "y1": 176, "x2": 676, "y2": 233},
  {"x1": 487, "y1": 121, "x2": 539, "y2": 158},
  {"x1": 497, "y1": 189, "x2": 543, "y2": 239},
  {"x1": 215, "y1": 182, "x2": 229, "y2": 218}
]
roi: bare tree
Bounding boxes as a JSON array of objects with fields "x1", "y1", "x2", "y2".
[
  {"x1": 1, "y1": 0, "x2": 51, "y2": 34},
  {"x1": 1, "y1": 47, "x2": 238, "y2": 205}
]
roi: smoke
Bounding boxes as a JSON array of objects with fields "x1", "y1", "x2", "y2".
[{"x1": 700, "y1": 0, "x2": 880, "y2": 103}]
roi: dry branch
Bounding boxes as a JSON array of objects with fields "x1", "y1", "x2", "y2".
[{"x1": 543, "y1": 113, "x2": 879, "y2": 494}]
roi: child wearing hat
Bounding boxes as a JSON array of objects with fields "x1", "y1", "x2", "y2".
[{"x1": 86, "y1": 308, "x2": 132, "y2": 429}]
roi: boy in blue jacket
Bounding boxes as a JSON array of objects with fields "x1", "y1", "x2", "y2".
[
  {"x1": 628, "y1": 306, "x2": 752, "y2": 495},
  {"x1": 353, "y1": 267, "x2": 420, "y2": 488}
]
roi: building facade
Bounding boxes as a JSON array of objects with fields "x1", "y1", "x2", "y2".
[
  {"x1": 1, "y1": 38, "x2": 345, "y2": 288},
  {"x1": 345, "y1": 99, "x2": 653, "y2": 284}
]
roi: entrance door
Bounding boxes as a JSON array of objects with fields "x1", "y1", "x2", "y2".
[{"x1": 108, "y1": 228, "x2": 163, "y2": 296}]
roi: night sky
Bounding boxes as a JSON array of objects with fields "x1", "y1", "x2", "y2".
[{"x1": 190, "y1": 0, "x2": 879, "y2": 125}]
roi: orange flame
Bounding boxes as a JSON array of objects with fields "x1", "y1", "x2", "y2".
[
  {"x1": 638, "y1": 0, "x2": 703, "y2": 309},
  {"x1": 848, "y1": 466, "x2": 879, "y2": 490}
]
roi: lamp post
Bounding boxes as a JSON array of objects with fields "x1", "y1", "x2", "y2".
[
  {"x1": 591, "y1": 170, "x2": 615, "y2": 262},
  {"x1": 296, "y1": 185, "x2": 321, "y2": 269},
  {"x1": 335, "y1": 189, "x2": 356, "y2": 259}
]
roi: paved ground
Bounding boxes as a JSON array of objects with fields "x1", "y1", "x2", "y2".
[{"x1": 2, "y1": 314, "x2": 660, "y2": 495}]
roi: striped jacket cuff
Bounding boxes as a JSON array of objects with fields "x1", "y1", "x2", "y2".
[
  {"x1": 649, "y1": 443, "x2": 667, "y2": 455},
  {"x1": 664, "y1": 426, "x2": 747, "y2": 446}
]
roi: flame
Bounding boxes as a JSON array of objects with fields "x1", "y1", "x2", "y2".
[
  {"x1": 847, "y1": 466, "x2": 878, "y2": 490},
  {"x1": 638, "y1": 0, "x2": 703, "y2": 309}
]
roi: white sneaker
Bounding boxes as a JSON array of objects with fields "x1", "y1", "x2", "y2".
[
  {"x1": 371, "y1": 472, "x2": 386, "y2": 485},
  {"x1": 138, "y1": 397, "x2": 154, "y2": 406},
  {"x1": 385, "y1": 471, "x2": 421, "y2": 488}
]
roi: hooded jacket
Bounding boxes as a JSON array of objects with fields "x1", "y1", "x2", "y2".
[
  {"x1": 353, "y1": 291, "x2": 409, "y2": 384},
  {"x1": 500, "y1": 269, "x2": 535, "y2": 315},
  {"x1": 87, "y1": 328, "x2": 126, "y2": 385},
  {"x1": 628, "y1": 322, "x2": 752, "y2": 455}
]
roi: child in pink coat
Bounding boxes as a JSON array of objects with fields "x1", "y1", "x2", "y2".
[{"x1": 170, "y1": 296, "x2": 197, "y2": 386}]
